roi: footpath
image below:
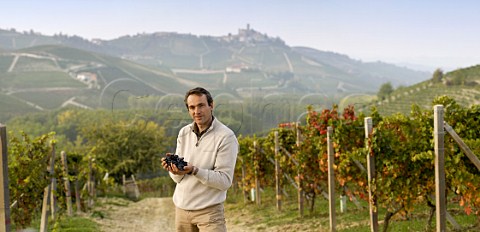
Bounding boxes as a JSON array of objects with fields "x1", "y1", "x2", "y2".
[{"x1": 91, "y1": 197, "x2": 247, "y2": 232}]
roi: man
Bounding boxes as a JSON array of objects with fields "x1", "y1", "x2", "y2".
[{"x1": 162, "y1": 87, "x2": 239, "y2": 232}]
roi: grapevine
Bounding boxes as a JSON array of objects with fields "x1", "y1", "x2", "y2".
[{"x1": 236, "y1": 96, "x2": 480, "y2": 230}]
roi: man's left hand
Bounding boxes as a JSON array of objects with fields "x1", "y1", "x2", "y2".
[{"x1": 169, "y1": 164, "x2": 194, "y2": 175}]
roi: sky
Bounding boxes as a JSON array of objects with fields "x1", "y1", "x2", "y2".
[{"x1": 2, "y1": 0, "x2": 480, "y2": 71}]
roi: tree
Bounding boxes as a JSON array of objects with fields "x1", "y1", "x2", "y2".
[
  {"x1": 82, "y1": 118, "x2": 170, "y2": 182},
  {"x1": 431, "y1": 68, "x2": 444, "y2": 84},
  {"x1": 377, "y1": 82, "x2": 394, "y2": 101}
]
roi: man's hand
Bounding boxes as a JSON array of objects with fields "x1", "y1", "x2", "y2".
[
  {"x1": 162, "y1": 153, "x2": 194, "y2": 175},
  {"x1": 170, "y1": 164, "x2": 194, "y2": 175}
]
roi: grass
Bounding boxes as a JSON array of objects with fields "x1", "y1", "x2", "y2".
[
  {"x1": 8, "y1": 184, "x2": 478, "y2": 231},
  {"x1": 2, "y1": 71, "x2": 85, "y2": 88},
  {"x1": 225, "y1": 186, "x2": 480, "y2": 232},
  {"x1": 52, "y1": 216, "x2": 100, "y2": 232},
  {"x1": 10, "y1": 212, "x2": 99, "y2": 232},
  {"x1": 367, "y1": 81, "x2": 480, "y2": 116}
]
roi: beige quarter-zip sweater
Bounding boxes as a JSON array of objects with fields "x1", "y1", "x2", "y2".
[{"x1": 170, "y1": 117, "x2": 238, "y2": 210}]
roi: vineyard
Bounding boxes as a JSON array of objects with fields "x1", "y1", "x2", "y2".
[
  {"x1": 0, "y1": 95, "x2": 479, "y2": 231},
  {"x1": 233, "y1": 95, "x2": 480, "y2": 231},
  {"x1": 0, "y1": 114, "x2": 169, "y2": 231}
]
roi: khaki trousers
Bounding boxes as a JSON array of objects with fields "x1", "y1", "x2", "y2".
[{"x1": 175, "y1": 203, "x2": 226, "y2": 232}]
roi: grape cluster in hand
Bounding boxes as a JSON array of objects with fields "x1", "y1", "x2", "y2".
[{"x1": 165, "y1": 154, "x2": 188, "y2": 171}]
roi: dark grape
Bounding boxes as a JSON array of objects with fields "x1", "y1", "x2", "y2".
[{"x1": 164, "y1": 154, "x2": 188, "y2": 171}]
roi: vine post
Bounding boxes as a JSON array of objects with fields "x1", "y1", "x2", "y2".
[
  {"x1": 122, "y1": 175, "x2": 126, "y2": 194},
  {"x1": 274, "y1": 131, "x2": 282, "y2": 211},
  {"x1": 444, "y1": 122, "x2": 480, "y2": 171},
  {"x1": 75, "y1": 176, "x2": 82, "y2": 212},
  {"x1": 296, "y1": 123, "x2": 304, "y2": 218},
  {"x1": 40, "y1": 186, "x2": 50, "y2": 232},
  {"x1": 253, "y1": 141, "x2": 261, "y2": 206},
  {"x1": 49, "y1": 144, "x2": 57, "y2": 219},
  {"x1": 364, "y1": 117, "x2": 378, "y2": 232},
  {"x1": 41, "y1": 142, "x2": 57, "y2": 231},
  {"x1": 240, "y1": 157, "x2": 248, "y2": 204},
  {"x1": 327, "y1": 126, "x2": 336, "y2": 232},
  {"x1": 88, "y1": 156, "x2": 94, "y2": 209},
  {"x1": 0, "y1": 124, "x2": 11, "y2": 232},
  {"x1": 433, "y1": 105, "x2": 446, "y2": 232},
  {"x1": 60, "y1": 151, "x2": 73, "y2": 216}
]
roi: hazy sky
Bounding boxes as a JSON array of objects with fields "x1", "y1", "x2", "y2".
[{"x1": 2, "y1": 0, "x2": 480, "y2": 71}]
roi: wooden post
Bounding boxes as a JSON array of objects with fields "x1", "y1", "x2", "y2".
[
  {"x1": 88, "y1": 157, "x2": 93, "y2": 209},
  {"x1": 50, "y1": 179, "x2": 57, "y2": 219},
  {"x1": 242, "y1": 162, "x2": 248, "y2": 204},
  {"x1": 40, "y1": 141, "x2": 59, "y2": 231},
  {"x1": 49, "y1": 144, "x2": 57, "y2": 220},
  {"x1": 75, "y1": 178, "x2": 82, "y2": 212},
  {"x1": 327, "y1": 127, "x2": 336, "y2": 232},
  {"x1": 61, "y1": 151, "x2": 73, "y2": 216},
  {"x1": 122, "y1": 174, "x2": 126, "y2": 194},
  {"x1": 444, "y1": 122, "x2": 480, "y2": 171},
  {"x1": 91, "y1": 159, "x2": 96, "y2": 200},
  {"x1": 131, "y1": 175, "x2": 140, "y2": 200},
  {"x1": 253, "y1": 141, "x2": 261, "y2": 206},
  {"x1": 364, "y1": 117, "x2": 378, "y2": 232},
  {"x1": 340, "y1": 195, "x2": 347, "y2": 213},
  {"x1": 0, "y1": 124, "x2": 11, "y2": 232},
  {"x1": 241, "y1": 158, "x2": 247, "y2": 204},
  {"x1": 40, "y1": 186, "x2": 50, "y2": 232},
  {"x1": 434, "y1": 105, "x2": 446, "y2": 232},
  {"x1": 428, "y1": 195, "x2": 461, "y2": 230},
  {"x1": 274, "y1": 131, "x2": 282, "y2": 211},
  {"x1": 296, "y1": 123, "x2": 304, "y2": 218}
]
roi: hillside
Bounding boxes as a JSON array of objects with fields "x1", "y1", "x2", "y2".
[
  {"x1": 0, "y1": 27, "x2": 430, "y2": 92},
  {"x1": 365, "y1": 66, "x2": 480, "y2": 115},
  {"x1": 0, "y1": 26, "x2": 435, "y2": 121},
  {"x1": 0, "y1": 45, "x2": 196, "y2": 120}
]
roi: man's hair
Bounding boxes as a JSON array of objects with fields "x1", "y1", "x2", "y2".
[{"x1": 184, "y1": 87, "x2": 213, "y2": 108}]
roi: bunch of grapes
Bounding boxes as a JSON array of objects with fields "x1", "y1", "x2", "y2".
[{"x1": 164, "y1": 154, "x2": 188, "y2": 171}]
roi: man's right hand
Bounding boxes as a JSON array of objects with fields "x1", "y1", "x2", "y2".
[
  {"x1": 162, "y1": 153, "x2": 193, "y2": 175},
  {"x1": 161, "y1": 153, "x2": 172, "y2": 171}
]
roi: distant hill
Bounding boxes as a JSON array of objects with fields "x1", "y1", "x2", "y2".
[
  {"x1": 365, "y1": 66, "x2": 480, "y2": 115},
  {"x1": 0, "y1": 26, "x2": 434, "y2": 120},
  {"x1": 292, "y1": 47, "x2": 428, "y2": 87},
  {"x1": 0, "y1": 45, "x2": 195, "y2": 120},
  {"x1": 0, "y1": 27, "x2": 430, "y2": 87}
]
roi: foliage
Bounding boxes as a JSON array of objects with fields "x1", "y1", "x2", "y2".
[
  {"x1": 431, "y1": 68, "x2": 444, "y2": 84},
  {"x1": 236, "y1": 96, "x2": 480, "y2": 230},
  {"x1": 136, "y1": 176, "x2": 176, "y2": 198},
  {"x1": 81, "y1": 118, "x2": 169, "y2": 182},
  {"x1": 445, "y1": 64, "x2": 480, "y2": 86},
  {"x1": 377, "y1": 82, "x2": 394, "y2": 101},
  {"x1": 52, "y1": 215, "x2": 99, "y2": 232},
  {"x1": 433, "y1": 96, "x2": 480, "y2": 217},
  {"x1": 8, "y1": 131, "x2": 55, "y2": 229},
  {"x1": 235, "y1": 134, "x2": 275, "y2": 192}
]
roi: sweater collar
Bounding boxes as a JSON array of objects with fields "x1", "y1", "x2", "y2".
[{"x1": 192, "y1": 116, "x2": 215, "y2": 137}]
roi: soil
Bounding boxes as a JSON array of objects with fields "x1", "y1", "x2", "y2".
[
  {"x1": 89, "y1": 196, "x2": 480, "y2": 232},
  {"x1": 90, "y1": 197, "x2": 248, "y2": 232}
]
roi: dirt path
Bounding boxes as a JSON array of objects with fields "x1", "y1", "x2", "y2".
[
  {"x1": 91, "y1": 197, "x2": 247, "y2": 232},
  {"x1": 92, "y1": 197, "x2": 176, "y2": 232}
]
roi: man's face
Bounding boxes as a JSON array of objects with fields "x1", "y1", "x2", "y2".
[{"x1": 186, "y1": 94, "x2": 213, "y2": 128}]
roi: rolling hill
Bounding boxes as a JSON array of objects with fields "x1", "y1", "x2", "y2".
[
  {"x1": 0, "y1": 27, "x2": 430, "y2": 90},
  {"x1": 361, "y1": 66, "x2": 480, "y2": 115},
  {"x1": 0, "y1": 26, "x2": 436, "y2": 120},
  {"x1": 0, "y1": 45, "x2": 195, "y2": 119}
]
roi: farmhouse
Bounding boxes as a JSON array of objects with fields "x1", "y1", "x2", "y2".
[{"x1": 76, "y1": 72, "x2": 98, "y2": 88}]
